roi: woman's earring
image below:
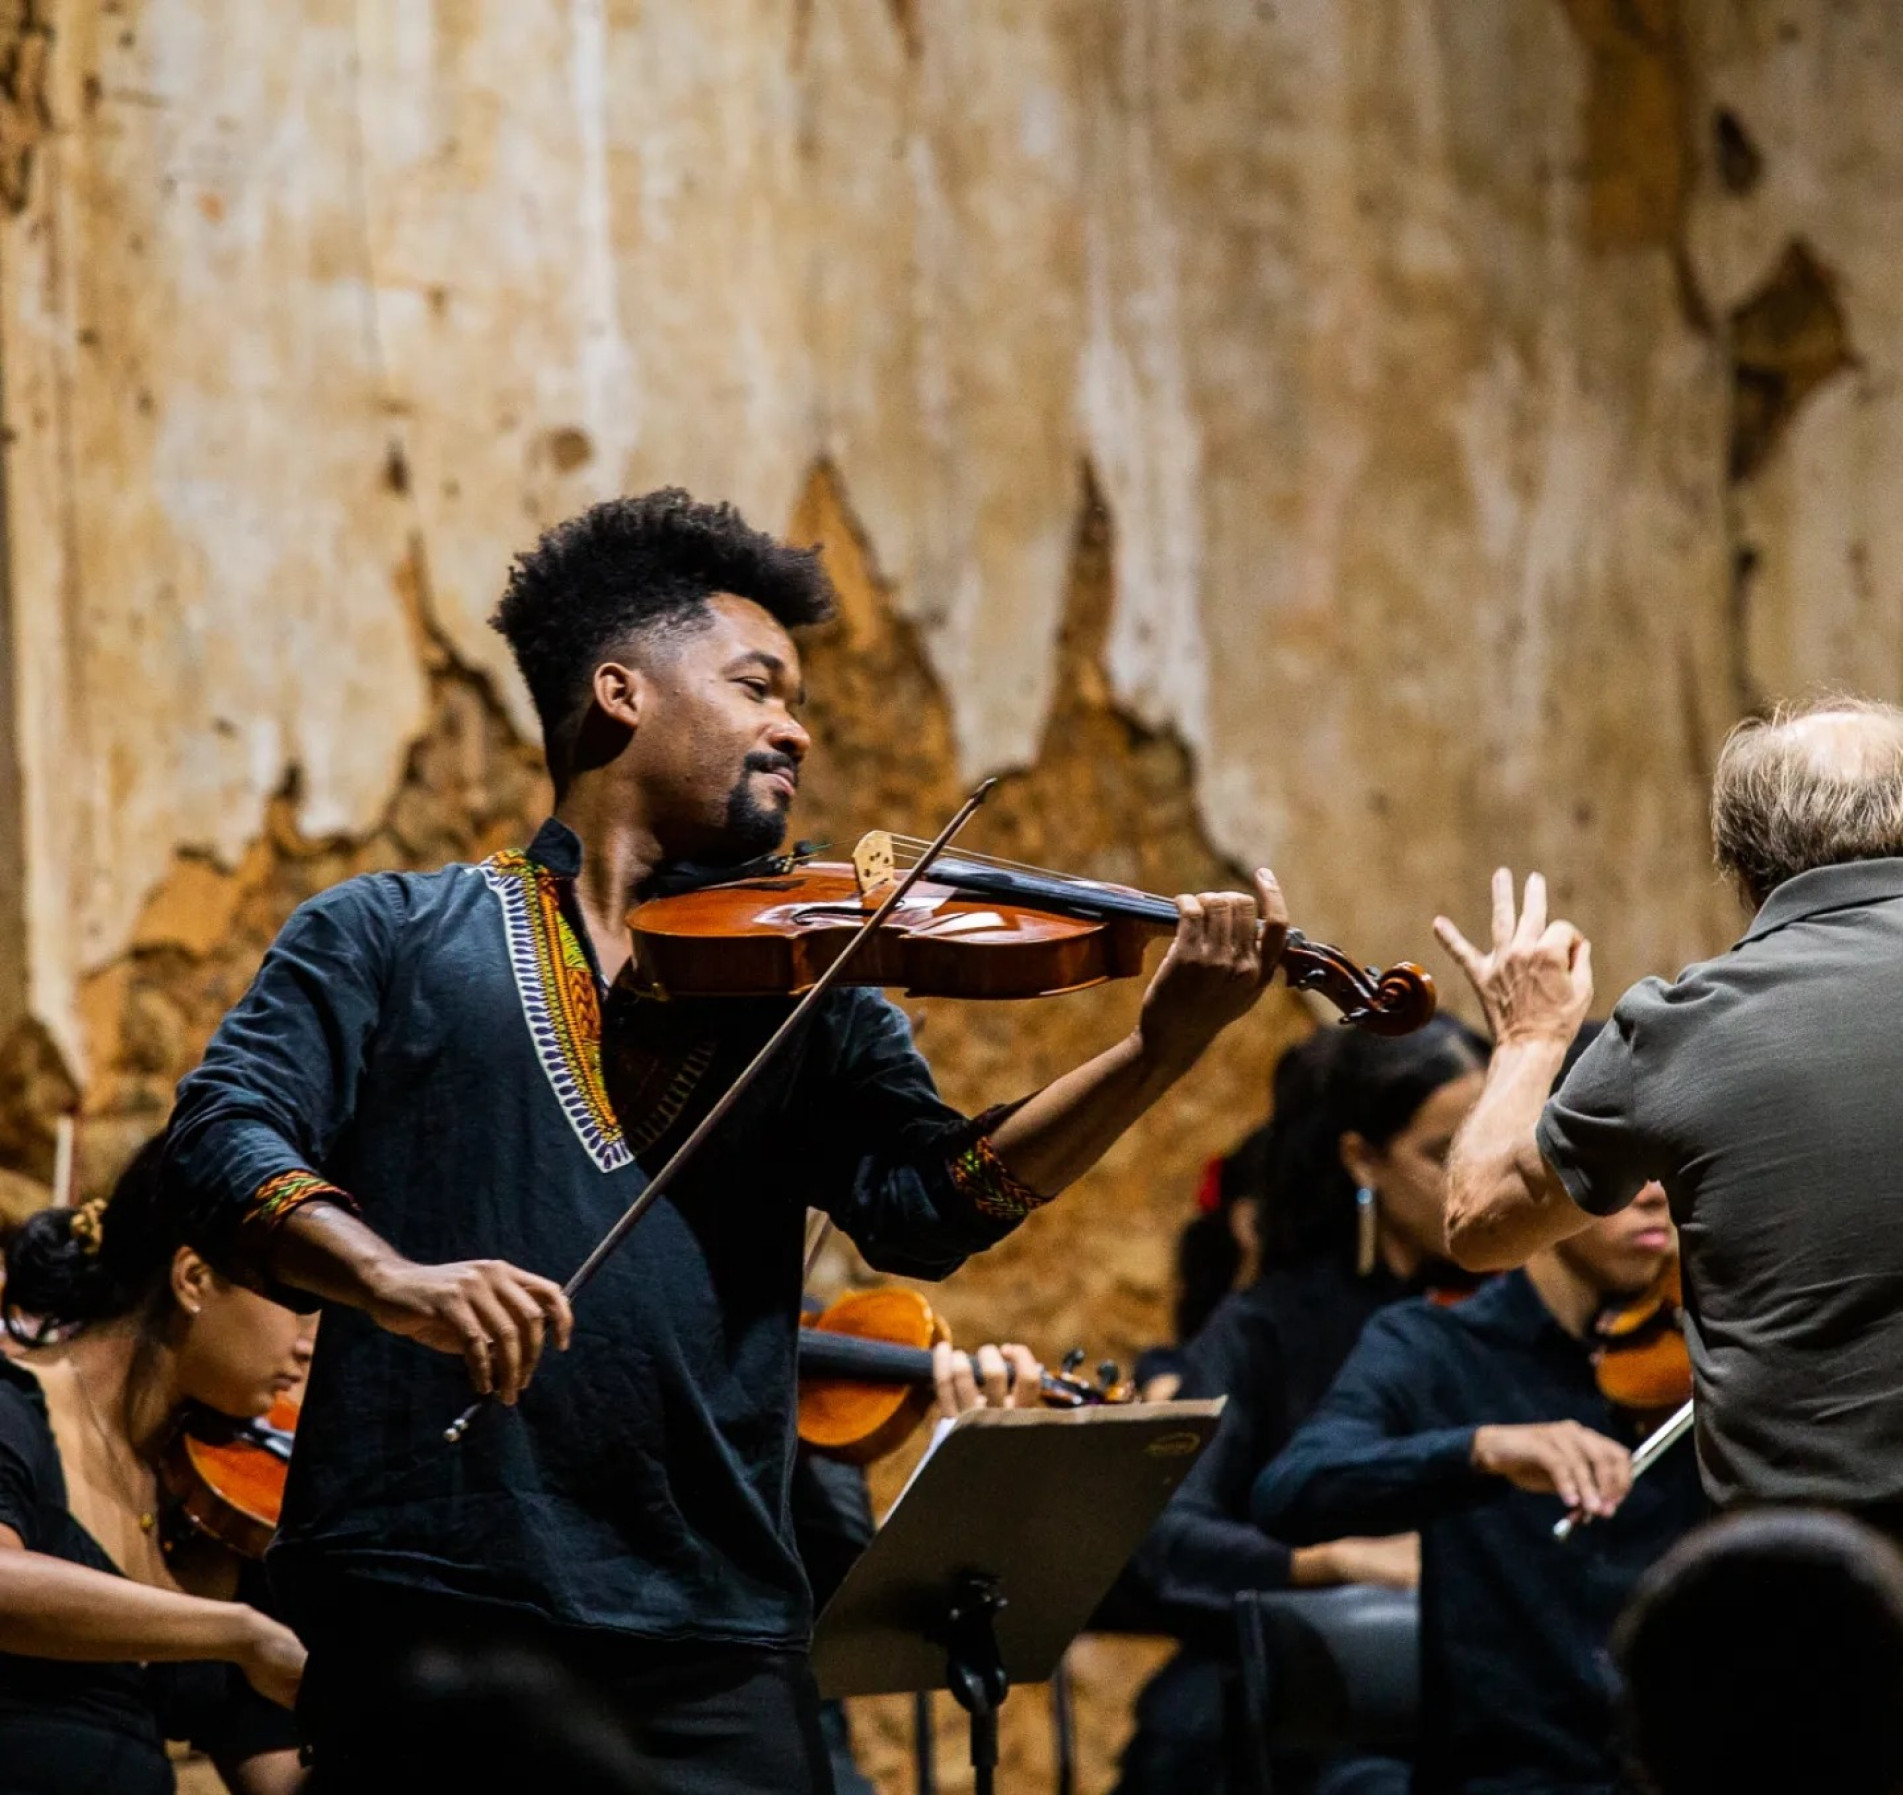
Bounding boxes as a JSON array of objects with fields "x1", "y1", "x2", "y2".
[{"x1": 1355, "y1": 1187, "x2": 1378, "y2": 1277}]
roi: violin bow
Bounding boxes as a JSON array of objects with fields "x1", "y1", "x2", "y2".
[
  {"x1": 445, "y1": 777, "x2": 999, "y2": 1444},
  {"x1": 1552, "y1": 1397, "x2": 1694, "y2": 1542}
]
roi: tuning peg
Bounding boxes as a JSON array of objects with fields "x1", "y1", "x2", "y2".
[
  {"x1": 1061, "y1": 1347, "x2": 1085, "y2": 1376},
  {"x1": 1098, "y1": 1359, "x2": 1121, "y2": 1391}
]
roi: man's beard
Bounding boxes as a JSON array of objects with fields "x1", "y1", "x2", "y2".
[{"x1": 717, "y1": 753, "x2": 796, "y2": 863}]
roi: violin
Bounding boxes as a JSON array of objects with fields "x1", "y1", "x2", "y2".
[
  {"x1": 1590, "y1": 1258, "x2": 1691, "y2": 1419},
  {"x1": 797, "y1": 1287, "x2": 1131, "y2": 1465},
  {"x1": 628, "y1": 832, "x2": 1436, "y2": 1035},
  {"x1": 159, "y1": 1393, "x2": 297, "y2": 1560}
]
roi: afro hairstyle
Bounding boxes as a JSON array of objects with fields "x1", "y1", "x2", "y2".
[{"x1": 490, "y1": 488, "x2": 835, "y2": 785}]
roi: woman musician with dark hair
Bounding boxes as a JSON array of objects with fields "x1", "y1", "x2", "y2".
[
  {"x1": 0, "y1": 1134, "x2": 313, "y2": 1795},
  {"x1": 1114, "y1": 1016, "x2": 1491, "y2": 1794}
]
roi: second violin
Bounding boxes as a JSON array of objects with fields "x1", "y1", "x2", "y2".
[{"x1": 797, "y1": 1287, "x2": 1130, "y2": 1465}]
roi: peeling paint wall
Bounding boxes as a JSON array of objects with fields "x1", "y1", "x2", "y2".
[{"x1": 4, "y1": 1, "x2": 1901, "y2": 1787}]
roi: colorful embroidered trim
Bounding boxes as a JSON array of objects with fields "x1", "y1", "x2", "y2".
[
  {"x1": 948, "y1": 1131, "x2": 1049, "y2": 1224},
  {"x1": 245, "y1": 1169, "x2": 356, "y2": 1236},
  {"x1": 483, "y1": 850, "x2": 631, "y2": 1173}
]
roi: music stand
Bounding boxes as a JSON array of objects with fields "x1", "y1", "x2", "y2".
[{"x1": 812, "y1": 1400, "x2": 1224, "y2": 1794}]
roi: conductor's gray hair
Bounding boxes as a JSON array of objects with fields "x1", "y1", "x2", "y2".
[{"x1": 1712, "y1": 697, "x2": 1903, "y2": 909}]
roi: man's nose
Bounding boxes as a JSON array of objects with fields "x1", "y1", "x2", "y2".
[{"x1": 769, "y1": 713, "x2": 810, "y2": 764}]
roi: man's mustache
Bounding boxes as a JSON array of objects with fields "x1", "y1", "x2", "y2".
[{"x1": 743, "y1": 751, "x2": 800, "y2": 792}]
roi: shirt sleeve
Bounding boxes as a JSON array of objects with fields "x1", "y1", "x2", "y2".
[
  {"x1": 0, "y1": 1380, "x2": 52, "y2": 1549},
  {"x1": 1250, "y1": 1307, "x2": 1488, "y2": 1542},
  {"x1": 800, "y1": 992, "x2": 1050, "y2": 1278},
  {"x1": 163, "y1": 876, "x2": 400, "y2": 1283},
  {"x1": 1535, "y1": 980, "x2": 1670, "y2": 1218}
]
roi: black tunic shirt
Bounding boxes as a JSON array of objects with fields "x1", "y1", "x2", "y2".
[
  {"x1": 1253, "y1": 1272, "x2": 1708, "y2": 1795},
  {"x1": 164, "y1": 819, "x2": 1036, "y2": 1650}
]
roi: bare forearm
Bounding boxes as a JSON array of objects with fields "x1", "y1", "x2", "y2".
[
  {"x1": 0, "y1": 1551, "x2": 264, "y2": 1665},
  {"x1": 988, "y1": 1029, "x2": 1197, "y2": 1197},
  {"x1": 1444, "y1": 1035, "x2": 1590, "y2": 1269},
  {"x1": 265, "y1": 1200, "x2": 409, "y2": 1309}
]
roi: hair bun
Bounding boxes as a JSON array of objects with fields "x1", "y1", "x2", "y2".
[{"x1": 3, "y1": 1204, "x2": 138, "y2": 1343}]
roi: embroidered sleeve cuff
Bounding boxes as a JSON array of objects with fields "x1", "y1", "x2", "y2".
[
  {"x1": 241, "y1": 1168, "x2": 359, "y2": 1244},
  {"x1": 948, "y1": 1108, "x2": 1051, "y2": 1224}
]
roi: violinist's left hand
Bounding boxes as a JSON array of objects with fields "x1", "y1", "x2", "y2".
[
  {"x1": 931, "y1": 1340, "x2": 1043, "y2": 1418},
  {"x1": 1138, "y1": 869, "x2": 1289, "y2": 1070}
]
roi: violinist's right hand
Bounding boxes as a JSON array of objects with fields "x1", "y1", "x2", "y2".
[
  {"x1": 1472, "y1": 1420, "x2": 1632, "y2": 1520},
  {"x1": 231, "y1": 1607, "x2": 308, "y2": 1709},
  {"x1": 269, "y1": 1203, "x2": 574, "y2": 1404},
  {"x1": 360, "y1": 1255, "x2": 574, "y2": 1404}
]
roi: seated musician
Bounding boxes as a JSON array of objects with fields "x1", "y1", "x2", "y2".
[
  {"x1": 0, "y1": 1135, "x2": 311, "y2": 1795},
  {"x1": 1252, "y1": 1153, "x2": 1706, "y2": 1795},
  {"x1": 1112, "y1": 1018, "x2": 1487, "y2": 1795},
  {"x1": 158, "y1": 489, "x2": 1289, "y2": 1792}
]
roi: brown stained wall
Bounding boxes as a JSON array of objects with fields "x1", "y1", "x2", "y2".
[{"x1": 12, "y1": 3, "x2": 1903, "y2": 1790}]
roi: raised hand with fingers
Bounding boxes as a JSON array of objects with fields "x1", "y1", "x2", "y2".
[{"x1": 1434, "y1": 868, "x2": 1594, "y2": 1047}]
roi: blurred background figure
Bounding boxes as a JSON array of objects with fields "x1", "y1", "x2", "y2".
[
  {"x1": 306, "y1": 1641, "x2": 646, "y2": 1795},
  {"x1": 1616, "y1": 1510, "x2": 1903, "y2": 1795}
]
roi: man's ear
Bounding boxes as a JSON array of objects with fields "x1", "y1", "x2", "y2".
[
  {"x1": 1338, "y1": 1130, "x2": 1381, "y2": 1193},
  {"x1": 592, "y1": 660, "x2": 644, "y2": 732},
  {"x1": 170, "y1": 1247, "x2": 214, "y2": 1319}
]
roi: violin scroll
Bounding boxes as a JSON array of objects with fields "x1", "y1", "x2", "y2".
[{"x1": 1281, "y1": 931, "x2": 1438, "y2": 1037}]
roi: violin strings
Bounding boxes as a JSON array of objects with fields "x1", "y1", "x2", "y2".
[{"x1": 885, "y1": 835, "x2": 1101, "y2": 886}]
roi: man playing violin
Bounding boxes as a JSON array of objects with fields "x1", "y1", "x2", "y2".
[
  {"x1": 1253, "y1": 1151, "x2": 1706, "y2": 1795},
  {"x1": 161, "y1": 489, "x2": 1289, "y2": 1792}
]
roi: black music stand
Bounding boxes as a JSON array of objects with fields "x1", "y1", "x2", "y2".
[{"x1": 812, "y1": 1401, "x2": 1224, "y2": 1795}]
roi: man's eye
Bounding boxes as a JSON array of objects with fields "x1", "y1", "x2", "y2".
[{"x1": 739, "y1": 678, "x2": 769, "y2": 699}]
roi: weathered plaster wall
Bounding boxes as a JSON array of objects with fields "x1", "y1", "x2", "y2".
[{"x1": 4, "y1": 1, "x2": 1900, "y2": 1787}]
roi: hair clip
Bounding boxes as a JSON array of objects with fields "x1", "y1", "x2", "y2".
[{"x1": 68, "y1": 1197, "x2": 107, "y2": 1257}]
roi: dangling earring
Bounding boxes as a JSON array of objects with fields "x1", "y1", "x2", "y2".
[{"x1": 1355, "y1": 1187, "x2": 1378, "y2": 1277}]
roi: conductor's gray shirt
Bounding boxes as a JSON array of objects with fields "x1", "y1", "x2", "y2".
[{"x1": 1536, "y1": 857, "x2": 1903, "y2": 1512}]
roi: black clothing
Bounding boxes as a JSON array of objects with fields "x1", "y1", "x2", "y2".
[
  {"x1": 1254, "y1": 1272, "x2": 1708, "y2": 1795},
  {"x1": 297, "y1": 1582, "x2": 834, "y2": 1795},
  {"x1": 0, "y1": 1359, "x2": 298, "y2": 1793},
  {"x1": 789, "y1": 1446, "x2": 877, "y2": 1795},
  {"x1": 1134, "y1": 1258, "x2": 1410, "y2": 1638},
  {"x1": 1111, "y1": 1258, "x2": 1412, "y2": 1795},
  {"x1": 1538, "y1": 856, "x2": 1903, "y2": 1512},
  {"x1": 164, "y1": 818, "x2": 1031, "y2": 1652}
]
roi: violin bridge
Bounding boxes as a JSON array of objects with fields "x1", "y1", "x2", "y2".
[{"x1": 852, "y1": 831, "x2": 898, "y2": 903}]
